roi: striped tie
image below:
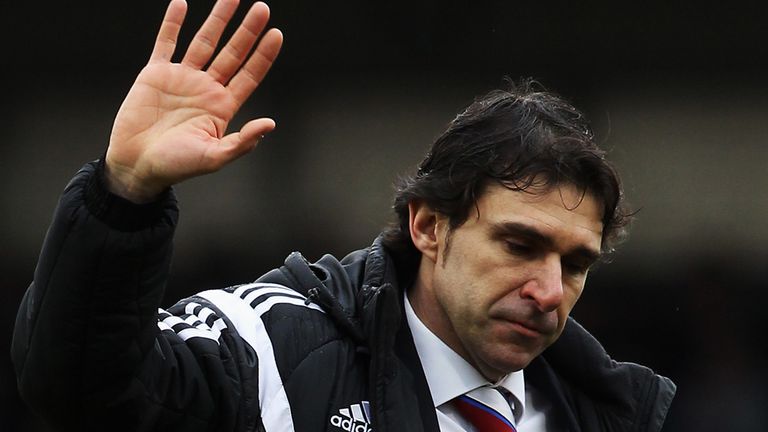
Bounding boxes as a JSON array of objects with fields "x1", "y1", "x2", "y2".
[{"x1": 453, "y1": 387, "x2": 517, "y2": 432}]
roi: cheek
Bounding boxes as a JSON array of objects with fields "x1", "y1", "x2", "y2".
[
  {"x1": 434, "y1": 269, "x2": 488, "y2": 326},
  {"x1": 558, "y1": 283, "x2": 584, "y2": 322}
]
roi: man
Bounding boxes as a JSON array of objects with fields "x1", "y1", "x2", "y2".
[{"x1": 12, "y1": 0, "x2": 675, "y2": 431}]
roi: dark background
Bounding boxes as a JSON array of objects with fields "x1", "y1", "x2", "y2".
[{"x1": 2, "y1": 0, "x2": 767, "y2": 430}]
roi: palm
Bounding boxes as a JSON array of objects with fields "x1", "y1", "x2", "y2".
[
  {"x1": 106, "y1": 0, "x2": 282, "y2": 202},
  {"x1": 111, "y1": 64, "x2": 236, "y2": 179}
]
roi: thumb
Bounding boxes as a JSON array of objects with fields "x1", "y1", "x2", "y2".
[{"x1": 217, "y1": 117, "x2": 276, "y2": 162}]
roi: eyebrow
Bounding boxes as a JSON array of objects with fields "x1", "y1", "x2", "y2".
[{"x1": 489, "y1": 221, "x2": 602, "y2": 264}]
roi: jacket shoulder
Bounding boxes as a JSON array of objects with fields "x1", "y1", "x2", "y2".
[{"x1": 541, "y1": 318, "x2": 676, "y2": 432}]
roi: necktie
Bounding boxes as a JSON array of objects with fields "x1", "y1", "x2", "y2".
[{"x1": 453, "y1": 386, "x2": 517, "y2": 432}]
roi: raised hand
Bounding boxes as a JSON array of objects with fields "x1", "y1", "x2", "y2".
[{"x1": 105, "y1": 0, "x2": 283, "y2": 202}]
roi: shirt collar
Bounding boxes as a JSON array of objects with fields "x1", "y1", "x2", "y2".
[{"x1": 404, "y1": 291, "x2": 526, "y2": 416}]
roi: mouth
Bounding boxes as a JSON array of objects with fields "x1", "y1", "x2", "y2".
[{"x1": 497, "y1": 318, "x2": 547, "y2": 339}]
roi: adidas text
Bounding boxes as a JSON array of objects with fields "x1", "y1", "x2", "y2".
[
  {"x1": 330, "y1": 415, "x2": 372, "y2": 432},
  {"x1": 330, "y1": 401, "x2": 373, "y2": 432}
]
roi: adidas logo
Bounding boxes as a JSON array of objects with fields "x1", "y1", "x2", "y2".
[{"x1": 329, "y1": 401, "x2": 373, "y2": 432}]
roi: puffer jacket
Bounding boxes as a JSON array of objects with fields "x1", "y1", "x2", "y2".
[{"x1": 12, "y1": 160, "x2": 676, "y2": 431}]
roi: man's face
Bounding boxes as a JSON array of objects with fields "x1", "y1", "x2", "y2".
[{"x1": 410, "y1": 182, "x2": 604, "y2": 380}]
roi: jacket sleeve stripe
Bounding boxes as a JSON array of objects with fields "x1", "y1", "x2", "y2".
[
  {"x1": 177, "y1": 327, "x2": 221, "y2": 342},
  {"x1": 156, "y1": 304, "x2": 229, "y2": 344},
  {"x1": 184, "y1": 302, "x2": 217, "y2": 323},
  {"x1": 197, "y1": 283, "x2": 325, "y2": 432},
  {"x1": 234, "y1": 282, "x2": 303, "y2": 299}
]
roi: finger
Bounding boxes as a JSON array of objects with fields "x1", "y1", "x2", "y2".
[
  {"x1": 228, "y1": 28, "x2": 283, "y2": 108},
  {"x1": 149, "y1": 0, "x2": 188, "y2": 63},
  {"x1": 181, "y1": 0, "x2": 240, "y2": 69},
  {"x1": 213, "y1": 118, "x2": 276, "y2": 165},
  {"x1": 207, "y1": 2, "x2": 270, "y2": 84}
]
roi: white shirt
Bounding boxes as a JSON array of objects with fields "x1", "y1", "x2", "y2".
[{"x1": 404, "y1": 292, "x2": 554, "y2": 432}]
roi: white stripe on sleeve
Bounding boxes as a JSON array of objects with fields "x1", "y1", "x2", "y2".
[{"x1": 198, "y1": 283, "x2": 324, "y2": 432}]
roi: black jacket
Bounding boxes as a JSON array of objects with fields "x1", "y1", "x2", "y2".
[{"x1": 13, "y1": 161, "x2": 676, "y2": 431}]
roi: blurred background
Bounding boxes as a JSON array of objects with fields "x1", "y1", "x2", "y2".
[{"x1": 2, "y1": 0, "x2": 767, "y2": 430}]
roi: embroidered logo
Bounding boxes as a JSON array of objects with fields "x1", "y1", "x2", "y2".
[{"x1": 329, "y1": 401, "x2": 373, "y2": 432}]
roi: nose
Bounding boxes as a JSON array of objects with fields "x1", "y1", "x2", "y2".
[{"x1": 519, "y1": 255, "x2": 564, "y2": 312}]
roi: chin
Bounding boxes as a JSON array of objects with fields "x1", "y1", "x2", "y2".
[{"x1": 483, "y1": 351, "x2": 537, "y2": 376}]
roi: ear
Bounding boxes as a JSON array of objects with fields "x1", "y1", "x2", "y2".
[{"x1": 408, "y1": 200, "x2": 441, "y2": 263}]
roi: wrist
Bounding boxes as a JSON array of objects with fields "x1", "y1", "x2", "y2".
[
  {"x1": 87, "y1": 159, "x2": 177, "y2": 231},
  {"x1": 104, "y1": 161, "x2": 165, "y2": 204}
]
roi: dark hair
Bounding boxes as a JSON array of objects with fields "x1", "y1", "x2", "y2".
[{"x1": 382, "y1": 79, "x2": 631, "y2": 261}]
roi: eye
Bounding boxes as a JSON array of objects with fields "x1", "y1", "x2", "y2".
[
  {"x1": 562, "y1": 259, "x2": 592, "y2": 276},
  {"x1": 505, "y1": 241, "x2": 533, "y2": 255}
]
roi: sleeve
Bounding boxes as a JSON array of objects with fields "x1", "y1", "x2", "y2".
[{"x1": 11, "y1": 160, "x2": 262, "y2": 431}]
